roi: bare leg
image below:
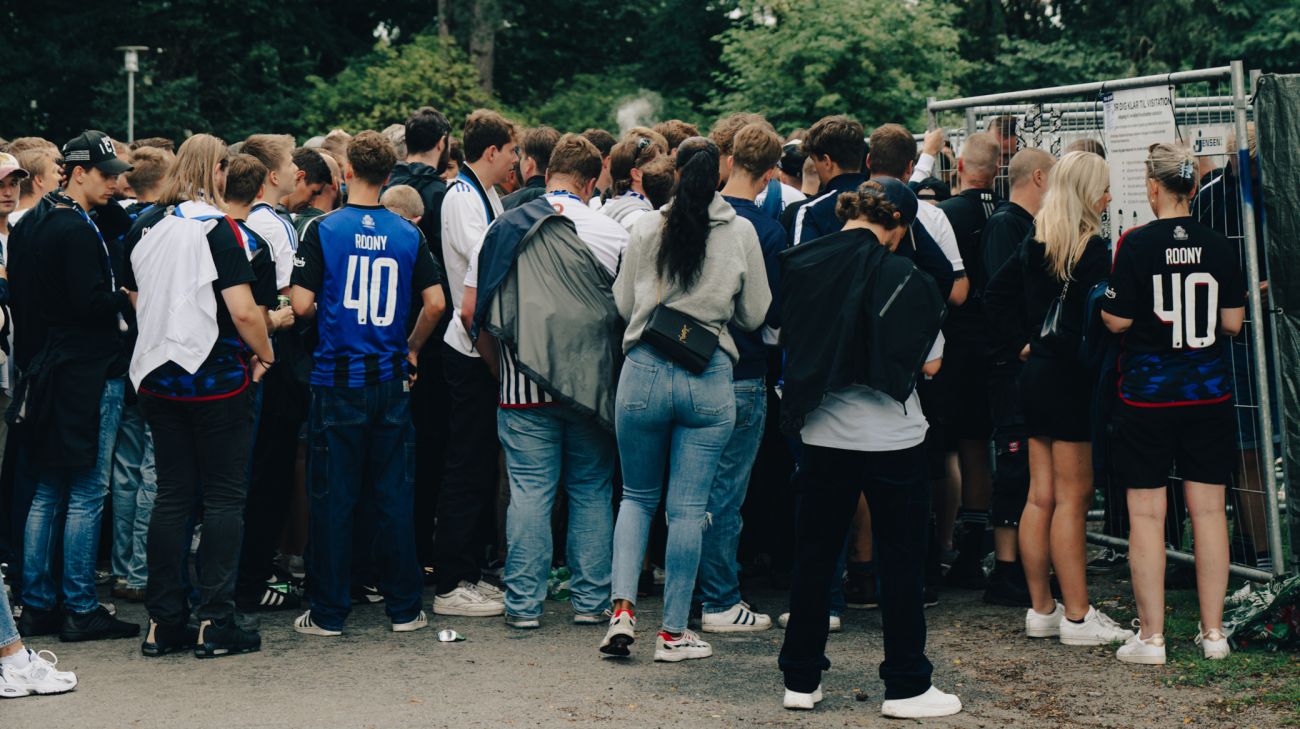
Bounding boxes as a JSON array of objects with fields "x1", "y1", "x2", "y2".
[
  {"x1": 1235, "y1": 449, "x2": 1271, "y2": 564},
  {"x1": 1126, "y1": 487, "x2": 1167, "y2": 637},
  {"x1": 0, "y1": 640, "x2": 22, "y2": 659},
  {"x1": 1049, "y1": 441, "x2": 1093, "y2": 620},
  {"x1": 994, "y1": 526, "x2": 1018, "y2": 561},
  {"x1": 958, "y1": 439, "x2": 993, "y2": 513},
  {"x1": 1020, "y1": 437, "x2": 1056, "y2": 614},
  {"x1": 850, "y1": 493, "x2": 872, "y2": 563},
  {"x1": 1185, "y1": 481, "x2": 1229, "y2": 631},
  {"x1": 931, "y1": 453, "x2": 961, "y2": 553}
]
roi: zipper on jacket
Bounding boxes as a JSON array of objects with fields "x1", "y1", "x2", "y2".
[{"x1": 878, "y1": 270, "x2": 914, "y2": 317}]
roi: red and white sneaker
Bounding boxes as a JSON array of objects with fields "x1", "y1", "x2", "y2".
[
  {"x1": 653, "y1": 629, "x2": 712, "y2": 662},
  {"x1": 599, "y1": 609, "x2": 636, "y2": 658}
]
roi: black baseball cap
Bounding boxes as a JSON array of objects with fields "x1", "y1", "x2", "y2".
[
  {"x1": 61, "y1": 130, "x2": 133, "y2": 175},
  {"x1": 873, "y1": 177, "x2": 919, "y2": 227}
]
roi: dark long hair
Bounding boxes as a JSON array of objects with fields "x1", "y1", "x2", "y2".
[{"x1": 658, "y1": 136, "x2": 719, "y2": 288}]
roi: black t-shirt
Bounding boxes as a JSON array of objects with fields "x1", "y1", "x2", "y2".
[
  {"x1": 124, "y1": 206, "x2": 273, "y2": 399},
  {"x1": 1101, "y1": 217, "x2": 1246, "y2": 406},
  {"x1": 1019, "y1": 232, "x2": 1112, "y2": 358},
  {"x1": 939, "y1": 188, "x2": 1001, "y2": 341},
  {"x1": 982, "y1": 202, "x2": 1034, "y2": 284}
]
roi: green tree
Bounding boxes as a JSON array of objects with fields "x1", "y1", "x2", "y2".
[
  {"x1": 712, "y1": 0, "x2": 967, "y2": 131},
  {"x1": 298, "y1": 33, "x2": 492, "y2": 135}
]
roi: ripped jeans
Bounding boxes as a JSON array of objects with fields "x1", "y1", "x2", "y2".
[{"x1": 610, "y1": 344, "x2": 735, "y2": 633}]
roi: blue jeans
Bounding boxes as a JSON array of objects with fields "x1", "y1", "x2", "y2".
[
  {"x1": 611, "y1": 345, "x2": 735, "y2": 633},
  {"x1": 306, "y1": 379, "x2": 421, "y2": 630},
  {"x1": 0, "y1": 584, "x2": 18, "y2": 650},
  {"x1": 698, "y1": 379, "x2": 766, "y2": 613},
  {"x1": 110, "y1": 403, "x2": 157, "y2": 589},
  {"x1": 23, "y1": 377, "x2": 125, "y2": 613},
  {"x1": 499, "y1": 407, "x2": 614, "y2": 619}
]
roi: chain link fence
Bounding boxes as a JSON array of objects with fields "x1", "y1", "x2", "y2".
[{"x1": 923, "y1": 62, "x2": 1291, "y2": 581}]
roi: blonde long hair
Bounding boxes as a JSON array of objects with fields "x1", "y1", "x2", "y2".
[
  {"x1": 155, "y1": 133, "x2": 227, "y2": 208},
  {"x1": 1034, "y1": 151, "x2": 1108, "y2": 281}
]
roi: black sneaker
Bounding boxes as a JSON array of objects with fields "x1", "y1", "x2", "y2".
[
  {"x1": 1086, "y1": 547, "x2": 1127, "y2": 575},
  {"x1": 923, "y1": 585, "x2": 940, "y2": 608},
  {"x1": 194, "y1": 618, "x2": 261, "y2": 658},
  {"x1": 945, "y1": 550, "x2": 989, "y2": 589},
  {"x1": 844, "y1": 572, "x2": 878, "y2": 609},
  {"x1": 237, "y1": 582, "x2": 301, "y2": 612},
  {"x1": 18, "y1": 605, "x2": 61, "y2": 637},
  {"x1": 59, "y1": 605, "x2": 141, "y2": 642},
  {"x1": 982, "y1": 574, "x2": 1032, "y2": 607},
  {"x1": 350, "y1": 584, "x2": 384, "y2": 605},
  {"x1": 142, "y1": 620, "x2": 199, "y2": 657}
]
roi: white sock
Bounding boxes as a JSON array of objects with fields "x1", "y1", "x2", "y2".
[{"x1": 0, "y1": 648, "x2": 32, "y2": 668}]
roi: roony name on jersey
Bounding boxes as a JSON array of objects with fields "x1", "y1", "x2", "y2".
[
  {"x1": 1165, "y1": 247, "x2": 1202, "y2": 265},
  {"x1": 355, "y1": 234, "x2": 388, "y2": 251}
]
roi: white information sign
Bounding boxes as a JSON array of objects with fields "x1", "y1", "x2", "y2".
[{"x1": 1102, "y1": 86, "x2": 1178, "y2": 244}]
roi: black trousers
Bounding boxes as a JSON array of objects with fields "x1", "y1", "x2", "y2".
[
  {"x1": 237, "y1": 368, "x2": 309, "y2": 595},
  {"x1": 779, "y1": 443, "x2": 933, "y2": 700},
  {"x1": 988, "y1": 363, "x2": 1030, "y2": 528},
  {"x1": 142, "y1": 389, "x2": 254, "y2": 626},
  {"x1": 432, "y1": 344, "x2": 499, "y2": 594},
  {"x1": 412, "y1": 332, "x2": 450, "y2": 567}
]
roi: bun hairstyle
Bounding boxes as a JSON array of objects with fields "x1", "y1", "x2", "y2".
[
  {"x1": 834, "y1": 180, "x2": 904, "y2": 228},
  {"x1": 657, "y1": 136, "x2": 720, "y2": 288},
  {"x1": 1145, "y1": 142, "x2": 1197, "y2": 201}
]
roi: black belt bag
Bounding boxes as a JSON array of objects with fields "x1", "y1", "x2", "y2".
[{"x1": 641, "y1": 303, "x2": 718, "y2": 375}]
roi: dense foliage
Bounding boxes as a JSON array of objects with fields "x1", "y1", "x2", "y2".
[{"x1": 3, "y1": 0, "x2": 1296, "y2": 144}]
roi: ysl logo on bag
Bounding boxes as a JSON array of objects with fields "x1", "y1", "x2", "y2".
[{"x1": 678, "y1": 324, "x2": 692, "y2": 342}]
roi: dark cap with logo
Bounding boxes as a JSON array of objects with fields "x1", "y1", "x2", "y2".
[{"x1": 61, "y1": 130, "x2": 133, "y2": 176}]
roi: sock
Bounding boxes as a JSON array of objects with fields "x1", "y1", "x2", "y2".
[
  {"x1": 0, "y1": 648, "x2": 32, "y2": 668},
  {"x1": 992, "y1": 559, "x2": 1016, "y2": 578},
  {"x1": 1067, "y1": 616, "x2": 1086, "y2": 624},
  {"x1": 1256, "y1": 552, "x2": 1273, "y2": 572},
  {"x1": 959, "y1": 509, "x2": 989, "y2": 531}
]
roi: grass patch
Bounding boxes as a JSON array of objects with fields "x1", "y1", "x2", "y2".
[{"x1": 1159, "y1": 587, "x2": 1300, "y2": 720}]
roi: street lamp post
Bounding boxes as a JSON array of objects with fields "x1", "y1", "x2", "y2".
[{"x1": 115, "y1": 46, "x2": 149, "y2": 143}]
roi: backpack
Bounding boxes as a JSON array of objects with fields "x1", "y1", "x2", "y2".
[{"x1": 1078, "y1": 278, "x2": 1112, "y2": 370}]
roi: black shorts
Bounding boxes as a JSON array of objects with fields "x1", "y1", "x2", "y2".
[
  {"x1": 944, "y1": 340, "x2": 992, "y2": 441},
  {"x1": 1019, "y1": 355, "x2": 1093, "y2": 443},
  {"x1": 1108, "y1": 401, "x2": 1237, "y2": 488}
]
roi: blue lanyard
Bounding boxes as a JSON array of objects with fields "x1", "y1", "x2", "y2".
[
  {"x1": 546, "y1": 191, "x2": 584, "y2": 204},
  {"x1": 71, "y1": 205, "x2": 115, "y2": 290},
  {"x1": 457, "y1": 170, "x2": 495, "y2": 224}
]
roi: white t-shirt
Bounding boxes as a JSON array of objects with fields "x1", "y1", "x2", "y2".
[
  {"x1": 755, "y1": 182, "x2": 806, "y2": 212},
  {"x1": 8, "y1": 207, "x2": 29, "y2": 226},
  {"x1": 914, "y1": 189, "x2": 965, "y2": 274},
  {"x1": 466, "y1": 190, "x2": 629, "y2": 287},
  {"x1": 800, "y1": 334, "x2": 945, "y2": 452},
  {"x1": 442, "y1": 168, "x2": 504, "y2": 357},
  {"x1": 246, "y1": 203, "x2": 298, "y2": 290}
]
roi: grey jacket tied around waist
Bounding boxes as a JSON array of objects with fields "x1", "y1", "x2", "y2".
[{"x1": 478, "y1": 202, "x2": 624, "y2": 429}]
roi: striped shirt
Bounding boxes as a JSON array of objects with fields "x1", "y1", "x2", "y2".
[{"x1": 498, "y1": 344, "x2": 554, "y2": 407}]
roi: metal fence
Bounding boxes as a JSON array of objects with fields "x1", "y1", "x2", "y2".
[{"x1": 924, "y1": 61, "x2": 1292, "y2": 581}]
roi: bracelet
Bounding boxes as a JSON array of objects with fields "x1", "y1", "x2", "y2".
[{"x1": 258, "y1": 358, "x2": 276, "y2": 369}]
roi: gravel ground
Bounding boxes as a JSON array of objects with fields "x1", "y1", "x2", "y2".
[{"x1": 4, "y1": 578, "x2": 1293, "y2": 728}]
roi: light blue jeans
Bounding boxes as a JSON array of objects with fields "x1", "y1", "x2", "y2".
[
  {"x1": 23, "y1": 377, "x2": 125, "y2": 613},
  {"x1": 0, "y1": 584, "x2": 19, "y2": 650},
  {"x1": 499, "y1": 406, "x2": 614, "y2": 619},
  {"x1": 611, "y1": 345, "x2": 735, "y2": 633},
  {"x1": 698, "y1": 379, "x2": 766, "y2": 613},
  {"x1": 111, "y1": 403, "x2": 157, "y2": 589}
]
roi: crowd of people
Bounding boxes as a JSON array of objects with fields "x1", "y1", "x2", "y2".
[{"x1": 0, "y1": 102, "x2": 1265, "y2": 718}]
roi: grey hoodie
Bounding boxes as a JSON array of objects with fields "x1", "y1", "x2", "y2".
[{"x1": 614, "y1": 192, "x2": 772, "y2": 363}]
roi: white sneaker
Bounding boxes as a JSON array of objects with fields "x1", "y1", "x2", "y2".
[
  {"x1": 0, "y1": 650, "x2": 78, "y2": 698},
  {"x1": 783, "y1": 684, "x2": 823, "y2": 710},
  {"x1": 701, "y1": 602, "x2": 772, "y2": 633},
  {"x1": 293, "y1": 610, "x2": 342, "y2": 637},
  {"x1": 777, "y1": 612, "x2": 842, "y2": 633},
  {"x1": 1059, "y1": 606, "x2": 1135, "y2": 646},
  {"x1": 392, "y1": 610, "x2": 428, "y2": 633},
  {"x1": 654, "y1": 629, "x2": 712, "y2": 662},
  {"x1": 1197, "y1": 624, "x2": 1231, "y2": 660},
  {"x1": 475, "y1": 580, "x2": 504, "y2": 601},
  {"x1": 1116, "y1": 630, "x2": 1166, "y2": 665},
  {"x1": 433, "y1": 581, "x2": 505, "y2": 617},
  {"x1": 880, "y1": 685, "x2": 963, "y2": 718},
  {"x1": 1025, "y1": 602, "x2": 1063, "y2": 638},
  {"x1": 599, "y1": 609, "x2": 636, "y2": 658}
]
